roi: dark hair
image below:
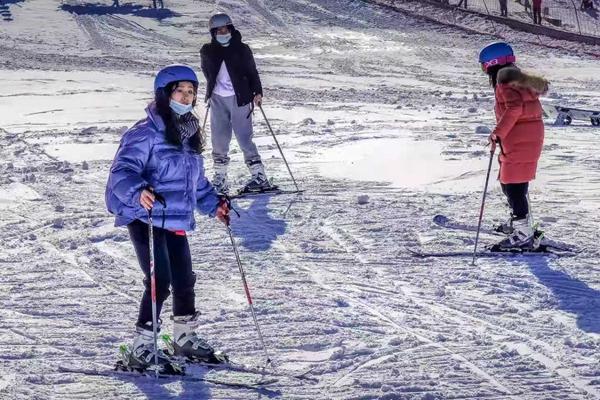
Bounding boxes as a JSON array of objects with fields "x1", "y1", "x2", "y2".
[
  {"x1": 486, "y1": 63, "x2": 515, "y2": 88},
  {"x1": 155, "y1": 81, "x2": 204, "y2": 154}
]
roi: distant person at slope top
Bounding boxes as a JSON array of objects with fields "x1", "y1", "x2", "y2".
[
  {"x1": 200, "y1": 13, "x2": 273, "y2": 195},
  {"x1": 532, "y1": 0, "x2": 543, "y2": 24},
  {"x1": 499, "y1": 0, "x2": 508, "y2": 17},
  {"x1": 105, "y1": 64, "x2": 230, "y2": 373},
  {"x1": 478, "y1": 42, "x2": 549, "y2": 251},
  {"x1": 581, "y1": 0, "x2": 594, "y2": 10}
]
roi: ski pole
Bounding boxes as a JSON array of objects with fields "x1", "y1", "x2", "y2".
[
  {"x1": 472, "y1": 145, "x2": 496, "y2": 266},
  {"x1": 200, "y1": 102, "x2": 210, "y2": 137},
  {"x1": 147, "y1": 190, "x2": 166, "y2": 377},
  {"x1": 225, "y1": 222, "x2": 274, "y2": 370},
  {"x1": 148, "y1": 208, "x2": 160, "y2": 378},
  {"x1": 258, "y1": 104, "x2": 300, "y2": 192}
]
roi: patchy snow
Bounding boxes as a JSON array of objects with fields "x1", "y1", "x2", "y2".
[
  {"x1": 0, "y1": 70, "x2": 150, "y2": 133},
  {"x1": 44, "y1": 143, "x2": 118, "y2": 162},
  {"x1": 0, "y1": 182, "x2": 42, "y2": 207},
  {"x1": 0, "y1": 0, "x2": 599, "y2": 399},
  {"x1": 316, "y1": 137, "x2": 486, "y2": 192}
]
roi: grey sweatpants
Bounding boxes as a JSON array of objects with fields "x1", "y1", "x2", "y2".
[{"x1": 210, "y1": 94, "x2": 261, "y2": 167}]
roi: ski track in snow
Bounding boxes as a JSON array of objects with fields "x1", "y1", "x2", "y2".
[{"x1": 0, "y1": 0, "x2": 599, "y2": 399}]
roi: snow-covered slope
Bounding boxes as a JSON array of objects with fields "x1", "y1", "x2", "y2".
[{"x1": 0, "y1": 1, "x2": 599, "y2": 399}]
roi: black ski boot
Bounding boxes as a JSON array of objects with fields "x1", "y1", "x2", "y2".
[
  {"x1": 239, "y1": 161, "x2": 278, "y2": 194},
  {"x1": 494, "y1": 216, "x2": 514, "y2": 234}
]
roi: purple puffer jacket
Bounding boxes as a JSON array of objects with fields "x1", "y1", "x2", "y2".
[{"x1": 105, "y1": 103, "x2": 219, "y2": 231}]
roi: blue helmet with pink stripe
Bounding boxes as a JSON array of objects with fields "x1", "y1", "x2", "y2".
[{"x1": 479, "y1": 42, "x2": 515, "y2": 71}]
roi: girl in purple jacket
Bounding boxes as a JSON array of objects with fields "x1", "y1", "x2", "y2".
[{"x1": 106, "y1": 65, "x2": 229, "y2": 371}]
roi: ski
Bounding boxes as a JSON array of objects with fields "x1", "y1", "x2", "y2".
[
  {"x1": 230, "y1": 189, "x2": 304, "y2": 200},
  {"x1": 433, "y1": 214, "x2": 502, "y2": 236},
  {"x1": 159, "y1": 334, "x2": 317, "y2": 383},
  {"x1": 183, "y1": 359, "x2": 318, "y2": 383},
  {"x1": 432, "y1": 214, "x2": 576, "y2": 252},
  {"x1": 59, "y1": 364, "x2": 279, "y2": 390},
  {"x1": 408, "y1": 247, "x2": 576, "y2": 259}
]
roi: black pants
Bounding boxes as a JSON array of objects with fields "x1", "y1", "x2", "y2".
[
  {"x1": 533, "y1": 6, "x2": 542, "y2": 24},
  {"x1": 128, "y1": 220, "x2": 196, "y2": 329},
  {"x1": 499, "y1": 0, "x2": 508, "y2": 16},
  {"x1": 501, "y1": 182, "x2": 529, "y2": 220}
]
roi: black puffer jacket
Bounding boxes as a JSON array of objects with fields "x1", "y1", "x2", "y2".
[{"x1": 200, "y1": 29, "x2": 262, "y2": 107}]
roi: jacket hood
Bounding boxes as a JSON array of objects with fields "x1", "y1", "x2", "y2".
[
  {"x1": 498, "y1": 67, "x2": 549, "y2": 94},
  {"x1": 146, "y1": 102, "x2": 166, "y2": 132}
]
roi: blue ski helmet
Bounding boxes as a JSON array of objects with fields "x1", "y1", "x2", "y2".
[
  {"x1": 479, "y1": 42, "x2": 515, "y2": 72},
  {"x1": 154, "y1": 64, "x2": 199, "y2": 93}
]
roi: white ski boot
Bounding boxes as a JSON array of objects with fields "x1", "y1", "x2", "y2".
[
  {"x1": 171, "y1": 312, "x2": 228, "y2": 364},
  {"x1": 212, "y1": 163, "x2": 230, "y2": 195},
  {"x1": 493, "y1": 217, "x2": 536, "y2": 250},
  {"x1": 118, "y1": 322, "x2": 182, "y2": 374}
]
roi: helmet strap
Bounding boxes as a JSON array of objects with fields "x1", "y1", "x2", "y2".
[{"x1": 483, "y1": 55, "x2": 516, "y2": 71}]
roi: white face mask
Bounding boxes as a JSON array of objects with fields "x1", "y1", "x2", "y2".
[
  {"x1": 216, "y1": 33, "x2": 232, "y2": 46},
  {"x1": 169, "y1": 99, "x2": 193, "y2": 116}
]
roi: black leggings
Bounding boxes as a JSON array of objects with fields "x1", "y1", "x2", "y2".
[
  {"x1": 499, "y1": 0, "x2": 508, "y2": 16},
  {"x1": 533, "y1": 6, "x2": 542, "y2": 24},
  {"x1": 127, "y1": 220, "x2": 196, "y2": 329},
  {"x1": 501, "y1": 182, "x2": 529, "y2": 220}
]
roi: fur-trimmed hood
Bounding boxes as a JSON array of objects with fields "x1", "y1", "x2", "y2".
[{"x1": 497, "y1": 66, "x2": 549, "y2": 95}]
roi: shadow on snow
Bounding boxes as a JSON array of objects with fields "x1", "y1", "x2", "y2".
[
  {"x1": 230, "y1": 195, "x2": 288, "y2": 252},
  {"x1": 523, "y1": 256, "x2": 600, "y2": 334},
  {"x1": 60, "y1": 2, "x2": 180, "y2": 20},
  {"x1": 0, "y1": 0, "x2": 25, "y2": 22}
]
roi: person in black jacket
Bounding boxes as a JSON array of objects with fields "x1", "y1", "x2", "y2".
[{"x1": 200, "y1": 13, "x2": 272, "y2": 194}]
